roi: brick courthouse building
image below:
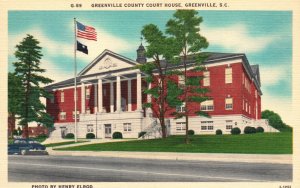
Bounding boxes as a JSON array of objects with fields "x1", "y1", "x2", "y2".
[{"x1": 45, "y1": 44, "x2": 276, "y2": 139}]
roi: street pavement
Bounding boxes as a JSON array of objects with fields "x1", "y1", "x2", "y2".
[{"x1": 8, "y1": 155, "x2": 292, "y2": 182}]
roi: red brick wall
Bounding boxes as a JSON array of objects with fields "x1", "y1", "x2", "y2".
[{"x1": 46, "y1": 63, "x2": 262, "y2": 123}]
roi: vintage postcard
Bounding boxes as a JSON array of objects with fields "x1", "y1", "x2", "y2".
[{"x1": 0, "y1": 0, "x2": 299, "y2": 188}]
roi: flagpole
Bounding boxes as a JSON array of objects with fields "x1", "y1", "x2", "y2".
[{"x1": 74, "y1": 18, "x2": 78, "y2": 143}]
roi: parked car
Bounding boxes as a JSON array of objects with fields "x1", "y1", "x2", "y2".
[{"x1": 8, "y1": 138, "x2": 46, "y2": 155}]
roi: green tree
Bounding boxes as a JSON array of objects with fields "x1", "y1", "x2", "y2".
[
  {"x1": 8, "y1": 72, "x2": 24, "y2": 137},
  {"x1": 166, "y1": 10, "x2": 209, "y2": 144},
  {"x1": 262, "y1": 110, "x2": 292, "y2": 132},
  {"x1": 137, "y1": 24, "x2": 182, "y2": 138},
  {"x1": 13, "y1": 34, "x2": 54, "y2": 138}
]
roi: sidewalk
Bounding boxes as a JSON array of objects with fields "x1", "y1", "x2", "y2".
[{"x1": 46, "y1": 139, "x2": 292, "y2": 165}]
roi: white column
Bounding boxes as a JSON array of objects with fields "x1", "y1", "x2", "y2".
[
  {"x1": 110, "y1": 82, "x2": 114, "y2": 113},
  {"x1": 116, "y1": 76, "x2": 121, "y2": 112},
  {"x1": 94, "y1": 84, "x2": 98, "y2": 113},
  {"x1": 81, "y1": 83, "x2": 85, "y2": 113},
  {"x1": 127, "y1": 80, "x2": 132, "y2": 112},
  {"x1": 136, "y1": 72, "x2": 142, "y2": 111},
  {"x1": 98, "y1": 79, "x2": 103, "y2": 113}
]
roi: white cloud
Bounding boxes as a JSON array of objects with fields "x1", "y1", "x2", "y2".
[
  {"x1": 76, "y1": 27, "x2": 136, "y2": 62},
  {"x1": 260, "y1": 64, "x2": 291, "y2": 86},
  {"x1": 9, "y1": 26, "x2": 136, "y2": 65},
  {"x1": 201, "y1": 24, "x2": 277, "y2": 53},
  {"x1": 40, "y1": 59, "x2": 72, "y2": 84},
  {"x1": 262, "y1": 91, "x2": 293, "y2": 127},
  {"x1": 8, "y1": 28, "x2": 72, "y2": 57}
]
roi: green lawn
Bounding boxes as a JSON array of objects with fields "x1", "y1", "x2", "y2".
[{"x1": 56, "y1": 132, "x2": 292, "y2": 154}]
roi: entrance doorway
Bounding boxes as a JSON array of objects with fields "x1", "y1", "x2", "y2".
[{"x1": 104, "y1": 124, "x2": 112, "y2": 138}]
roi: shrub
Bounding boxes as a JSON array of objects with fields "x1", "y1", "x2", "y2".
[
  {"x1": 36, "y1": 134, "x2": 48, "y2": 139},
  {"x1": 244, "y1": 126, "x2": 257, "y2": 134},
  {"x1": 86, "y1": 133, "x2": 95, "y2": 139},
  {"x1": 112, "y1": 132, "x2": 123, "y2": 139},
  {"x1": 231, "y1": 127, "x2": 241, "y2": 135},
  {"x1": 188, "y1": 130, "x2": 195, "y2": 136},
  {"x1": 138, "y1": 131, "x2": 147, "y2": 138},
  {"x1": 65, "y1": 133, "x2": 74, "y2": 139},
  {"x1": 256, "y1": 126, "x2": 264, "y2": 133},
  {"x1": 216, "y1": 129, "x2": 222, "y2": 135}
]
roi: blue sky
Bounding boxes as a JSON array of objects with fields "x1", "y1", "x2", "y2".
[{"x1": 8, "y1": 10, "x2": 292, "y2": 124}]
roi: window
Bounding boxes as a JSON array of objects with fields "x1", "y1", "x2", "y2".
[
  {"x1": 203, "y1": 71, "x2": 210, "y2": 86},
  {"x1": 201, "y1": 100, "x2": 214, "y2": 111},
  {"x1": 245, "y1": 101, "x2": 248, "y2": 112},
  {"x1": 59, "y1": 112, "x2": 66, "y2": 120},
  {"x1": 225, "y1": 98, "x2": 233, "y2": 110},
  {"x1": 225, "y1": 67, "x2": 232, "y2": 84},
  {"x1": 176, "y1": 122, "x2": 186, "y2": 131},
  {"x1": 242, "y1": 99, "x2": 245, "y2": 110},
  {"x1": 176, "y1": 102, "x2": 185, "y2": 112},
  {"x1": 178, "y1": 75, "x2": 185, "y2": 88},
  {"x1": 242, "y1": 73, "x2": 244, "y2": 85},
  {"x1": 61, "y1": 91, "x2": 64, "y2": 102},
  {"x1": 226, "y1": 120, "x2": 233, "y2": 130},
  {"x1": 72, "y1": 111, "x2": 79, "y2": 119},
  {"x1": 123, "y1": 123, "x2": 132, "y2": 132},
  {"x1": 86, "y1": 88, "x2": 90, "y2": 100},
  {"x1": 249, "y1": 105, "x2": 251, "y2": 114},
  {"x1": 255, "y1": 90, "x2": 257, "y2": 98},
  {"x1": 87, "y1": 124, "x2": 94, "y2": 132},
  {"x1": 50, "y1": 97, "x2": 54, "y2": 103},
  {"x1": 201, "y1": 121, "x2": 214, "y2": 131}
]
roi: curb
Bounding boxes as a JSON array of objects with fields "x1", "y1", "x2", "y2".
[{"x1": 47, "y1": 149, "x2": 292, "y2": 164}]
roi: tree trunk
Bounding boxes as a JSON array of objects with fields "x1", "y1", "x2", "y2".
[
  {"x1": 185, "y1": 114, "x2": 189, "y2": 144},
  {"x1": 160, "y1": 113, "x2": 167, "y2": 138},
  {"x1": 8, "y1": 114, "x2": 16, "y2": 138},
  {"x1": 23, "y1": 123, "x2": 29, "y2": 139}
]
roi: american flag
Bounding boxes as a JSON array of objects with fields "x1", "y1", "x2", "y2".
[{"x1": 76, "y1": 21, "x2": 97, "y2": 41}]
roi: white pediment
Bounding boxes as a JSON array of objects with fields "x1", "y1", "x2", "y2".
[{"x1": 79, "y1": 50, "x2": 137, "y2": 76}]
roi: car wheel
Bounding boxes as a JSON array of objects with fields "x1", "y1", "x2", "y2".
[{"x1": 20, "y1": 149, "x2": 27, "y2": 155}]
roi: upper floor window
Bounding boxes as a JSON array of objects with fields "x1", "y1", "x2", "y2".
[
  {"x1": 203, "y1": 71, "x2": 210, "y2": 86},
  {"x1": 225, "y1": 97, "x2": 233, "y2": 110},
  {"x1": 249, "y1": 105, "x2": 251, "y2": 114},
  {"x1": 123, "y1": 123, "x2": 132, "y2": 132},
  {"x1": 59, "y1": 112, "x2": 66, "y2": 120},
  {"x1": 200, "y1": 100, "x2": 214, "y2": 111},
  {"x1": 61, "y1": 91, "x2": 64, "y2": 102},
  {"x1": 86, "y1": 88, "x2": 90, "y2": 100},
  {"x1": 176, "y1": 102, "x2": 185, "y2": 113},
  {"x1": 225, "y1": 67, "x2": 232, "y2": 84}
]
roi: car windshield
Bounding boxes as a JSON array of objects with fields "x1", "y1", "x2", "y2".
[
  {"x1": 14, "y1": 139, "x2": 39, "y2": 144},
  {"x1": 28, "y1": 140, "x2": 39, "y2": 144}
]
